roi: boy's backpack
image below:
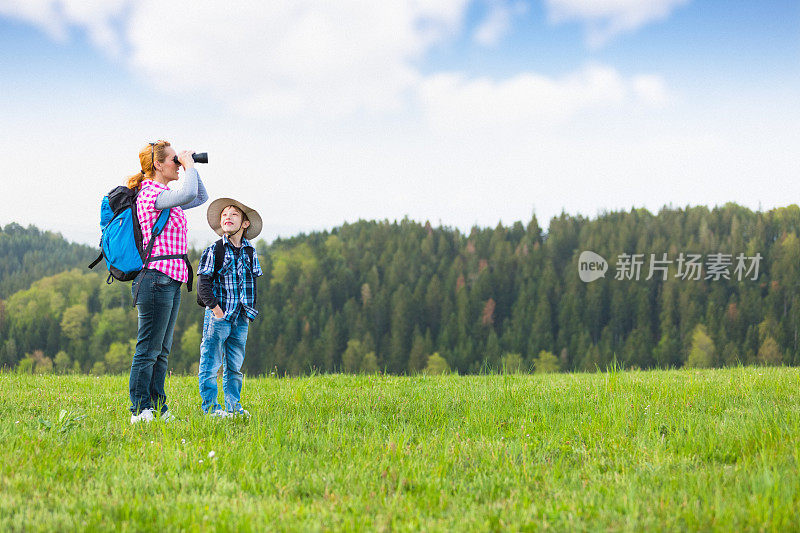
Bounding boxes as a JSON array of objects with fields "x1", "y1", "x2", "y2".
[
  {"x1": 196, "y1": 239, "x2": 255, "y2": 308},
  {"x1": 88, "y1": 185, "x2": 184, "y2": 305}
]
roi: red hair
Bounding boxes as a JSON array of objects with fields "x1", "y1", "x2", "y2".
[{"x1": 126, "y1": 140, "x2": 171, "y2": 189}]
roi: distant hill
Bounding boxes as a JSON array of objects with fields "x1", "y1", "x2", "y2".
[
  {"x1": 5, "y1": 204, "x2": 800, "y2": 376},
  {"x1": 0, "y1": 223, "x2": 99, "y2": 299}
]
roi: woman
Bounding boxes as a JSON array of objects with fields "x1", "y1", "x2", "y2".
[{"x1": 127, "y1": 140, "x2": 208, "y2": 423}]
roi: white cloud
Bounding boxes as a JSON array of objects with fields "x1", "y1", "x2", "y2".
[
  {"x1": 0, "y1": 0, "x2": 69, "y2": 41},
  {"x1": 473, "y1": 1, "x2": 526, "y2": 46},
  {"x1": 544, "y1": 0, "x2": 690, "y2": 47},
  {"x1": 1, "y1": 0, "x2": 670, "y2": 122},
  {"x1": 0, "y1": 0, "x2": 126, "y2": 52},
  {"x1": 418, "y1": 64, "x2": 668, "y2": 132},
  {"x1": 632, "y1": 75, "x2": 668, "y2": 106},
  {"x1": 0, "y1": 0, "x2": 470, "y2": 117},
  {"x1": 125, "y1": 0, "x2": 469, "y2": 118}
]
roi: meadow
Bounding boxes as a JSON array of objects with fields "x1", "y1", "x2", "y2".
[{"x1": 2, "y1": 367, "x2": 799, "y2": 532}]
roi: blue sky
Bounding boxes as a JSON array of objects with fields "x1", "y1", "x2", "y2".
[{"x1": 0, "y1": 0, "x2": 798, "y2": 247}]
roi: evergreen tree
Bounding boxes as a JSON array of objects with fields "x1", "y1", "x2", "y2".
[
  {"x1": 533, "y1": 350, "x2": 559, "y2": 373},
  {"x1": 342, "y1": 339, "x2": 366, "y2": 373},
  {"x1": 686, "y1": 324, "x2": 715, "y2": 368},
  {"x1": 407, "y1": 327, "x2": 428, "y2": 373},
  {"x1": 425, "y1": 353, "x2": 449, "y2": 374}
]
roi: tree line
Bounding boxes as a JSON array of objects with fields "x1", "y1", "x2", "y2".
[{"x1": 1, "y1": 203, "x2": 799, "y2": 375}]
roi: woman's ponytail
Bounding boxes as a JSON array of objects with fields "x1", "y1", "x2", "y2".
[
  {"x1": 126, "y1": 169, "x2": 147, "y2": 189},
  {"x1": 126, "y1": 140, "x2": 171, "y2": 189}
]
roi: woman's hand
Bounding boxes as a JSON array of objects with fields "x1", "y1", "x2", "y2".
[
  {"x1": 177, "y1": 150, "x2": 195, "y2": 169},
  {"x1": 212, "y1": 305, "x2": 224, "y2": 319}
]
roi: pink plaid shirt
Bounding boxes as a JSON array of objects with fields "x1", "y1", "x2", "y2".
[{"x1": 136, "y1": 181, "x2": 189, "y2": 283}]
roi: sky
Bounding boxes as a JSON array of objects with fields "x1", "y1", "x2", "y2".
[{"x1": 0, "y1": 0, "x2": 798, "y2": 248}]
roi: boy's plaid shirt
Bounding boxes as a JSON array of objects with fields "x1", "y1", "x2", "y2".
[{"x1": 197, "y1": 235, "x2": 262, "y2": 321}]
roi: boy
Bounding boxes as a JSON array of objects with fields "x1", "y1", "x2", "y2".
[{"x1": 197, "y1": 197, "x2": 263, "y2": 417}]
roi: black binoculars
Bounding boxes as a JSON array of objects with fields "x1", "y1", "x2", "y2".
[{"x1": 173, "y1": 152, "x2": 208, "y2": 165}]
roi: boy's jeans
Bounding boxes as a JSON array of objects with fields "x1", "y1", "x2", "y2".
[
  {"x1": 199, "y1": 310, "x2": 249, "y2": 413},
  {"x1": 129, "y1": 269, "x2": 181, "y2": 415}
]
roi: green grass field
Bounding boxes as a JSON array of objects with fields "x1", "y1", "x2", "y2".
[{"x1": 2, "y1": 367, "x2": 799, "y2": 532}]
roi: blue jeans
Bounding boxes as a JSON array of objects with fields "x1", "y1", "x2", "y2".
[
  {"x1": 129, "y1": 269, "x2": 181, "y2": 415},
  {"x1": 199, "y1": 310, "x2": 249, "y2": 412}
]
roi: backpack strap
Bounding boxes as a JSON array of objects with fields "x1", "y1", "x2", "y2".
[
  {"x1": 210, "y1": 239, "x2": 253, "y2": 276},
  {"x1": 141, "y1": 208, "x2": 171, "y2": 264},
  {"x1": 133, "y1": 208, "x2": 171, "y2": 305},
  {"x1": 142, "y1": 208, "x2": 194, "y2": 291},
  {"x1": 132, "y1": 209, "x2": 196, "y2": 305},
  {"x1": 88, "y1": 251, "x2": 103, "y2": 270},
  {"x1": 185, "y1": 255, "x2": 194, "y2": 291},
  {"x1": 212, "y1": 238, "x2": 225, "y2": 277},
  {"x1": 133, "y1": 253, "x2": 194, "y2": 306},
  {"x1": 246, "y1": 246, "x2": 256, "y2": 305}
]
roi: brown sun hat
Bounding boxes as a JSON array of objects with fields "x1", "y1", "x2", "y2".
[{"x1": 206, "y1": 197, "x2": 263, "y2": 240}]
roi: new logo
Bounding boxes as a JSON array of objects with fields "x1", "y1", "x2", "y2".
[{"x1": 578, "y1": 251, "x2": 608, "y2": 282}]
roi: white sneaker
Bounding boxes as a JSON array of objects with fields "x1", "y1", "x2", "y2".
[
  {"x1": 208, "y1": 409, "x2": 231, "y2": 419},
  {"x1": 160, "y1": 410, "x2": 175, "y2": 422},
  {"x1": 231, "y1": 408, "x2": 250, "y2": 418},
  {"x1": 130, "y1": 408, "x2": 155, "y2": 424}
]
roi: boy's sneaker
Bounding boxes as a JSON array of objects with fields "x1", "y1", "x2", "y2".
[
  {"x1": 230, "y1": 408, "x2": 250, "y2": 418},
  {"x1": 208, "y1": 408, "x2": 231, "y2": 419},
  {"x1": 160, "y1": 410, "x2": 176, "y2": 422},
  {"x1": 130, "y1": 408, "x2": 155, "y2": 424}
]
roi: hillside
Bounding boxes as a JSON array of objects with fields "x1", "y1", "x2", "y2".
[
  {"x1": 3, "y1": 203, "x2": 800, "y2": 375},
  {"x1": 0, "y1": 223, "x2": 98, "y2": 299}
]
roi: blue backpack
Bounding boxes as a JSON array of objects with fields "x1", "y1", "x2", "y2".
[{"x1": 88, "y1": 185, "x2": 179, "y2": 304}]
